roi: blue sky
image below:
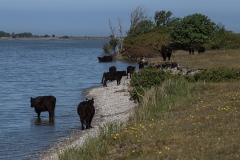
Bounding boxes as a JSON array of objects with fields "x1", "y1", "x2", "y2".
[{"x1": 1, "y1": 0, "x2": 240, "y2": 37}]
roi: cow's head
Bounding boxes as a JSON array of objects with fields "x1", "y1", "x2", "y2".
[
  {"x1": 86, "y1": 98, "x2": 94, "y2": 105},
  {"x1": 30, "y1": 97, "x2": 35, "y2": 107}
]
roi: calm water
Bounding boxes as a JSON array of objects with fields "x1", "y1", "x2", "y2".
[{"x1": 0, "y1": 39, "x2": 136, "y2": 160}]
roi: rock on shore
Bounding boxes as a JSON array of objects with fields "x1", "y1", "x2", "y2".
[{"x1": 39, "y1": 76, "x2": 136, "y2": 160}]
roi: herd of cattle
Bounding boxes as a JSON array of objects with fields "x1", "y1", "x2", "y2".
[
  {"x1": 188, "y1": 45, "x2": 205, "y2": 55},
  {"x1": 30, "y1": 45, "x2": 205, "y2": 130},
  {"x1": 30, "y1": 62, "x2": 146, "y2": 130},
  {"x1": 161, "y1": 45, "x2": 205, "y2": 61}
]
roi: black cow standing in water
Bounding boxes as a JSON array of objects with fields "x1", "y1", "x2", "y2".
[
  {"x1": 109, "y1": 66, "x2": 117, "y2": 72},
  {"x1": 188, "y1": 46, "x2": 195, "y2": 55},
  {"x1": 127, "y1": 66, "x2": 135, "y2": 78},
  {"x1": 30, "y1": 95, "x2": 56, "y2": 119},
  {"x1": 98, "y1": 55, "x2": 113, "y2": 62},
  {"x1": 77, "y1": 98, "x2": 95, "y2": 130},
  {"x1": 198, "y1": 46, "x2": 205, "y2": 53},
  {"x1": 101, "y1": 71, "x2": 127, "y2": 87},
  {"x1": 161, "y1": 46, "x2": 173, "y2": 61}
]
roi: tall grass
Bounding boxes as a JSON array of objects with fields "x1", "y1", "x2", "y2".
[{"x1": 59, "y1": 79, "x2": 200, "y2": 159}]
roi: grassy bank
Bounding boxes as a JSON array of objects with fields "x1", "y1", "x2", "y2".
[{"x1": 59, "y1": 49, "x2": 240, "y2": 160}]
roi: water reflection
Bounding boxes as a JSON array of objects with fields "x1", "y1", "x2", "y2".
[{"x1": 32, "y1": 118, "x2": 55, "y2": 126}]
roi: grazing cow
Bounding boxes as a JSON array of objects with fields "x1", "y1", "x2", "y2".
[
  {"x1": 188, "y1": 46, "x2": 195, "y2": 55},
  {"x1": 198, "y1": 46, "x2": 205, "y2": 53},
  {"x1": 127, "y1": 66, "x2": 136, "y2": 78},
  {"x1": 98, "y1": 55, "x2": 113, "y2": 62},
  {"x1": 109, "y1": 66, "x2": 117, "y2": 72},
  {"x1": 101, "y1": 71, "x2": 127, "y2": 87},
  {"x1": 30, "y1": 95, "x2": 56, "y2": 119},
  {"x1": 77, "y1": 98, "x2": 95, "y2": 130},
  {"x1": 161, "y1": 46, "x2": 173, "y2": 61}
]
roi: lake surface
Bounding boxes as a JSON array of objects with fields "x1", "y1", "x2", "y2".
[{"x1": 0, "y1": 39, "x2": 136, "y2": 160}]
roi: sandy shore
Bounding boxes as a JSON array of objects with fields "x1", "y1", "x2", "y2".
[{"x1": 38, "y1": 76, "x2": 136, "y2": 160}]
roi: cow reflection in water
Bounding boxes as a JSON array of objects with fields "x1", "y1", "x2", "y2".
[{"x1": 33, "y1": 117, "x2": 55, "y2": 125}]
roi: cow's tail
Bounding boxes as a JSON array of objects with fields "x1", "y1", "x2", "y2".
[{"x1": 101, "y1": 72, "x2": 105, "y2": 84}]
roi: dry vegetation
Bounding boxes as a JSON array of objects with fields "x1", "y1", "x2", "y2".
[
  {"x1": 60, "y1": 49, "x2": 240, "y2": 160},
  {"x1": 149, "y1": 49, "x2": 240, "y2": 69}
]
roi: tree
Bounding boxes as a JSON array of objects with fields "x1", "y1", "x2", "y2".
[
  {"x1": 15, "y1": 32, "x2": 33, "y2": 38},
  {"x1": 108, "y1": 19, "x2": 116, "y2": 38},
  {"x1": 126, "y1": 6, "x2": 156, "y2": 37},
  {"x1": 170, "y1": 13, "x2": 216, "y2": 47},
  {"x1": 127, "y1": 19, "x2": 155, "y2": 37},
  {"x1": 44, "y1": 34, "x2": 50, "y2": 37},
  {"x1": 154, "y1": 10, "x2": 173, "y2": 27},
  {"x1": 122, "y1": 32, "x2": 171, "y2": 58},
  {"x1": 106, "y1": 19, "x2": 119, "y2": 54},
  {"x1": 117, "y1": 17, "x2": 124, "y2": 52},
  {"x1": 129, "y1": 5, "x2": 149, "y2": 30},
  {"x1": 0, "y1": 31, "x2": 11, "y2": 37}
]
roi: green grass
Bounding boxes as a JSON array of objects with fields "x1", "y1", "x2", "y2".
[{"x1": 59, "y1": 49, "x2": 240, "y2": 160}]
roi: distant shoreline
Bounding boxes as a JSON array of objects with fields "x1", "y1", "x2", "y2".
[{"x1": 0, "y1": 37, "x2": 111, "y2": 41}]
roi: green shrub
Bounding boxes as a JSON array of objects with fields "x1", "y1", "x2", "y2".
[{"x1": 130, "y1": 68, "x2": 173, "y2": 100}]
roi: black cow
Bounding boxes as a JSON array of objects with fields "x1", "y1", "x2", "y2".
[
  {"x1": 188, "y1": 46, "x2": 194, "y2": 55},
  {"x1": 127, "y1": 66, "x2": 136, "y2": 78},
  {"x1": 109, "y1": 66, "x2": 117, "y2": 72},
  {"x1": 198, "y1": 46, "x2": 205, "y2": 53},
  {"x1": 138, "y1": 61, "x2": 144, "y2": 70},
  {"x1": 30, "y1": 95, "x2": 56, "y2": 119},
  {"x1": 138, "y1": 61, "x2": 148, "y2": 70},
  {"x1": 77, "y1": 98, "x2": 95, "y2": 130},
  {"x1": 101, "y1": 71, "x2": 127, "y2": 87},
  {"x1": 161, "y1": 46, "x2": 173, "y2": 61},
  {"x1": 98, "y1": 55, "x2": 113, "y2": 62}
]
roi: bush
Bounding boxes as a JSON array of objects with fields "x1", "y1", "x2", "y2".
[
  {"x1": 122, "y1": 32, "x2": 170, "y2": 58},
  {"x1": 129, "y1": 68, "x2": 173, "y2": 100}
]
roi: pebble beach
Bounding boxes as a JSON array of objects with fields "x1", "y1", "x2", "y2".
[{"x1": 39, "y1": 76, "x2": 137, "y2": 160}]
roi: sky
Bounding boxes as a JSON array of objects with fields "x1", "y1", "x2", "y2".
[{"x1": 1, "y1": 0, "x2": 240, "y2": 37}]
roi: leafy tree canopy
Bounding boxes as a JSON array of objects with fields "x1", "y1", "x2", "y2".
[
  {"x1": 170, "y1": 13, "x2": 216, "y2": 47},
  {"x1": 122, "y1": 32, "x2": 170, "y2": 57},
  {"x1": 171, "y1": 13, "x2": 216, "y2": 46},
  {"x1": 154, "y1": 10, "x2": 173, "y2": 27},
  {"x1": 0, "y1": 31, "x2": 11, "y2": 37},
  {"x1": 15, "y1": 32, "x2": 33, "y2": 38},
  {"x1": 127, "y1": 20, "x2": 155, "y2": 37}
]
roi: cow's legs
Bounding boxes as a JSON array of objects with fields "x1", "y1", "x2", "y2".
[
  {"x1": 80, "y1": 119, "x2": 85, "y2": 130},
  {"x1": 86, "y1": 121, "x2": 90, "y2": 129},
  {"x1": 37, "y1": 112, "x2": 41, "y2": 118},
  {"x1": 89, "y1": 114, "x2": 94, "y2": 128},
  {"x1": 49, "y1": 110, "x2": 54, "y2": 119},
  {"x1": 104, "y1": 80, "x2": 107, "y2": 87}
]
